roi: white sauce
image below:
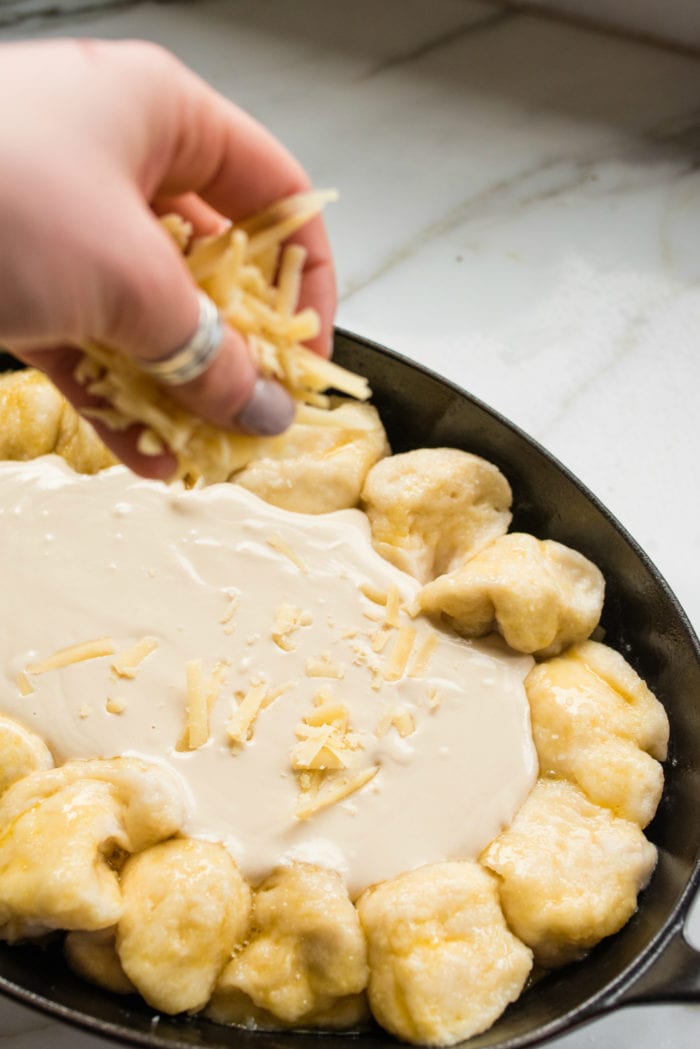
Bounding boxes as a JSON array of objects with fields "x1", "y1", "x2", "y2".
[{"x1": 0, "y1": 456, "x2": 537, "y2": 895}]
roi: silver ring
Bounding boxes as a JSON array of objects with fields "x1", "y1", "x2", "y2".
[{"x1": 139, "y1": 292, "x2": 223, "y2": 385}]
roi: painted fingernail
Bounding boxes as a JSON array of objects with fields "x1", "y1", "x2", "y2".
[{"x1": 235, "y1": 378, "x2": 296, "y2": 436}]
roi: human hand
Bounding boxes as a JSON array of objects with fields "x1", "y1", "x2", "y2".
[{"x1": 0, "y1": 39, "x2": 336, "y2": 477}]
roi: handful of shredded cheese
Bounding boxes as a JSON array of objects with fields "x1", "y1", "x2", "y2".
[{"x1": 78, "y1": 190, "x2": 370, "y2": 484}]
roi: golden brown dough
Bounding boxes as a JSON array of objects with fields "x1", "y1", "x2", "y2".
[
  {"x1": 361, "y1": 448, "x2": 512, "y2": 583},
  {"x1": 65, "y1": 928, "x2": 135, "y2": 995},
  {"x1": 357, "y1": 861, "x2": 532, "y2": 1046},
  {"x1": 420, "y1": 532, "x2": 604, "y2": 656},
  {"x1": 0, "y1": 369, "x2": 114, "y2": 473},
  {"x1": 526, "y1": 641, "x2": 668, "y2": 826},
  {"x1": 0, "y1": 758, "x2": 185, "y2": 942},
  {"x1": 0, "y1": 715, "x2": 53, "y2": 797},
  {"x1": 481, "y1": 779, "x2": 657, "y2": 967},
  {"x1": 233, "y1": 401, "x2": 389, "y2": 512},
  {"x1": 209, "y1": 863, "x2": 367, "y2": 1027},
  {"x1": 116, "y1": 838, "x2": 250, "y2": 1014}
]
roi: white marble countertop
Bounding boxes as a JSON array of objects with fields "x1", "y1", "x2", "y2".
[{"x1": 1, "y1": 1, "x2": 699, "y2": 1047}]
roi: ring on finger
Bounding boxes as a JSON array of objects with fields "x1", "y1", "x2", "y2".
[{"x1": 138, "y1": 292, "x2": 223, "y2": 386}]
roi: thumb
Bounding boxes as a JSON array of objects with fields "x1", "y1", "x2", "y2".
[{"x1": 95, "y1": 201, "x2": 295, "y2": 436}]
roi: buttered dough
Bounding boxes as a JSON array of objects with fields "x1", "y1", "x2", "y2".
[
  {"x1": 357, "y1": 861, "x2": 533, "y2": 1046},
  {"x1": 361, "y1": 448, "x2": 512, "y2": 583},
  {"x1": 420, "y1": 532, "x2": 605, "y2": 656},
  {"x1": 481, "y1": 778, "x2": 657, "y2": 967}
]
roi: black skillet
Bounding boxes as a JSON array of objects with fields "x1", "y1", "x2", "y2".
[{"x1": 0, "y1": 328, "x2": 699, "y2": 1048}]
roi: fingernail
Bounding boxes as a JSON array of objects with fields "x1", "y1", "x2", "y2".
[{"x1": 235, "y1": 378, "x2": 296, "y2": 436}]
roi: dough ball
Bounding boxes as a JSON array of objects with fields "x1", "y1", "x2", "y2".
[
  {"x1": 0, "y1": 715, "x2": 53, "y2": 797},
  {"x1": 357, "y1": 860, "x2": 532, "y2": 1046},
  {"x1": 65, "y1": 927, "x2": 135, "y2": 995},
  {"x1": 210, "y1": 863, "x2": 367, "y2": 1026},
  {"x1": 116, "y1": 838, "x2": 250, "y2": 1014},
  {"x1": 234, "y1": 401, "x2": 389, "y2": 512},
  {"x1": 481, "y1": 779, "x2": 657, "y2": 967},
  {"x1": 361, "y1": 448, "x2": 512, "y2": 583},
  {"x1": 420, "y1": 533, "x2": 604, "y2": 656},
  {"x1": 0, "y1": 368, "x2": 114, "y2": 473},
  {"x1": 0, "y1": 757, "x2": 185, "y2": 941},
  {"x1": 526, "y1": 641, "x2": 668, "y2": 826}
]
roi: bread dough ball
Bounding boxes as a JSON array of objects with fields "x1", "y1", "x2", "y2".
[
  {"x1": 0, "y1": 715, "x2": 53, "y2": 796},
  {"x1": 65, "y1": 927, "x2": 135, "y2": 995},
  {"x1": 481, "y1": 779, "x2": 657, "y2": 967},
  {"x1": 357, "y1": 861, "x2": 532, "y2": 1046},
  {"x1": 0, "y1": 369, "x2": 114, "y2": 473},
  {"x1": 526, "y1": 641, "x2": 668, "y2": 826},
  {"x1": 116, "y1": 838, "x2": 250, "y2": 1014},
  {"x1": 234, "y1": 401, "x2": 389, "y2": 512},
  {"x1": 420, "y1": 533, "x2": 604, "y2": 656},
  {"x1": 209, "y1": 863, "x2": 367, "y2": 1027},
  {"x1": 361, "y1": 448, "x2": 512, "y2": 583},
  {"x1": 0, "y1": 758, "x2": 185, "y2": 941}
]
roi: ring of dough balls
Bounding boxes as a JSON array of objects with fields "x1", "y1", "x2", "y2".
[
  {"x1": 0, "y1": 758, "x2": 185, "y2": 941},
  {"x1": 420, "y1": 533, "x2": 605, "y2": 656},
  {"x1": 0, "y1": 371, "x2": 668, "y2": 1044},
  {"x1": 526, "y1": 641, "x2": 669, "y2": 827},
  {"x1": 480, "y1": 778, "x2": 657, "y2": 968},
  {"x1": 361, "y1": 448, "x2": 512, "y2": 583},
  {"x1": 116, "y1": 838, "x2": 251, "y2": 1014},
  {"x1": 209, "y1": 863, "x2": 368, "y2": 1028},
  {"x1": 357, "y1": 860, "x2": 533, "y2": 1046}
]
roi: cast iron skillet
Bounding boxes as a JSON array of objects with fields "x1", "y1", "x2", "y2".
[{"x1": 0, "y1": 328, "x2": 699, "y2": 1048}]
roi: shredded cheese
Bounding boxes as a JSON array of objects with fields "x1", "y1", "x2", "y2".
[
  {"x1": 428, "y1": 686, "x2": 442, "y2": 711},
  {"x1": 227, "y1": 681, "x2": 268, "y2": 745},
  {"x1": 75, "y1": 190, "x2": 372, "y2": 486},
  {"x1": 371, "y1": 629, "x2": 391, "y2": 653},
  {"x1": 183, "y1": 659, "x2": 209, "y2": 751},
  {"x1": 305, "y1": 653, "x2": 345, "y2": 679},
  {"x1": 359, "y1": 583, "x2": 387, "y2": 605},
  {"x1": 296, "y1": 766, "x2": 379, "y2": 821},
  {"x1": 111, "y1": 636, "x2": 158, "y2": 679},
  {"x1": 16, "y1": 671, "x2": 34, "y2": 696},
  {"x1": 26, "y1": 637, "x2": 116, "y2": 675},
  {"x1": 220, "y1": 591, "x2": 240, "y2": 633},
  {"x1": 384, "y1": 586, "x2": 402, "y2": 628},
  {"x1": 272, "y1": 604, "x2": 311, "y2": 651},
  {"x1": 266, "y1": 533, "x2": 307, "y2": 574},
  {"x1": 375, "y1": 707, "x2": 416, "y2": 740},
  {"x1": 408, "y1": 632, "x2": 439, "y2": 678},
  {"x1": 105, "y1": 697, "x2": 126, "y2": 715},
  {"x1": 383, "y1": 625, "x2": 417, "y2": 682}
]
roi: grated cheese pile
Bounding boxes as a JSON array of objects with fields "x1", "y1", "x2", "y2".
[{"x1": 77, "y1": 190, "x2": 371, "y2": 484}]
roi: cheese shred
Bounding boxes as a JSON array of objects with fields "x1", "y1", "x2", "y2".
[{"x1": 26, "y1": 637, "x2": 116, "y2": 675}]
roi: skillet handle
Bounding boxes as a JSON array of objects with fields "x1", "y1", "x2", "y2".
[{"x1": 614, "y1": 922, "x2": 700, "y2": 1005}]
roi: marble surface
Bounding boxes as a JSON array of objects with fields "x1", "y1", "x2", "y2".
[{"x1": 0, "y1": 1, "x2": 699, "y2": 1047}]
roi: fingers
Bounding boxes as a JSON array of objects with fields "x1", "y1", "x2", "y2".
[
  {"x1": 94, "y1": 192, "x2": 294, "y2": 435},
  {"x1": 152, "y1": 193, "x2": 227, "y2": 238},
  {"x1": 141, "y1": 52, "x2": 337, "y2": 355}
]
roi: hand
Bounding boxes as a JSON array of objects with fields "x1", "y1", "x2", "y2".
[{"x1": 0, "y1": 39, "x2": 336, "y2": 477}]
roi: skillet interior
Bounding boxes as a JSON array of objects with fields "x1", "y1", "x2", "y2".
[{"x1": 0, "y1": 330, "x2": 699, "y2": 1049}]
